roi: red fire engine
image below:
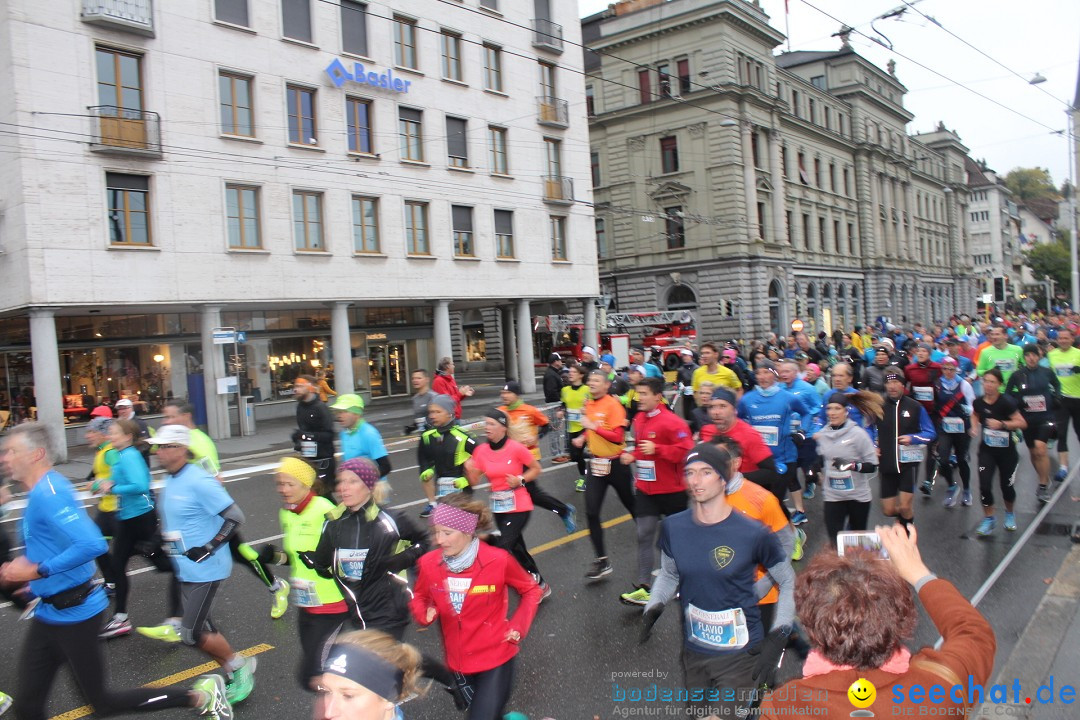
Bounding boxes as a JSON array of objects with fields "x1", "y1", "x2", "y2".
[{"x1": 533, "y1": 311, "x2": 696, "y2": 369}]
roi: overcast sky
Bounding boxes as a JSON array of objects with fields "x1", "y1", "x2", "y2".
[{"x1": 578, "y1": 0, "x2": 1080, "y2": 188}]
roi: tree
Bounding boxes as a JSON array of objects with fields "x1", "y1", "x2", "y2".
[
  {"x1": 1005, "y1": 167, "x2": 1059, "y2": 204},
  {"x1": 1025, "y1": 240, "x2": 1070, "y2": 291}
]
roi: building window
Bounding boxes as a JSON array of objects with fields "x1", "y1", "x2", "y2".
[
  {"x1": 813, "y1": 158, "x2": 821, "y2": 187},
  {"x1": 399, "y1": 107, "x2": 423, "y2": 162},
  {"x1": 286, "y1": 85, "x2": 317, "y2": 145},
  {"x1": 539, "y1": 61, "x2": 556, "y2": 98},
  {"x1": 843, "y1": 168, "x2": 850, "y2": 196},
  {"x1": 809, "y1": 98, "x2": 817, "y2": 124},
  {"x1": 282, "y1": 0, "x2": 312, "y2": 43},
  {"x1": 488, "y1": 126, "x2": 508, "y2": 174},
  {"x1": 106, "y1": 173, "x2": 151, "y2": 246},
  {"x1": 596, "y1": 217, "x2": 607, "y2": 259},
  {"x1": 481, "y1": 0, "x2": 498, "y2": 9},
  {"x1": 797, "y1": 152, "x2": 809, "y2": 185},
  {"x1": 791, "y1": 89, "x2": 800, "y2": 117},
  {"x1": 657, "y1": 63, "x2": 671, "y2": 98},
  {"x1": 677, "y1": 58, "x2": 691, "y2": 94},
  {"x1": 847, "y1": 222, "x2": 855, "y2": 254},
  {"x1": 341, "y1": 0, "x2": 368, "y2": 56},
  {"x1": 665, "y1": 207, "x2": 685, "y2": 249},
  {"x1": 802, "y1": 213, "x2": 811, "y2": 249},
  {"x1": 638, "y1": 69, "x2": 651, "y2": 104},
  {"x1": 585, "y1": 84, "x2": 595, "y2": 116},
  {"x1": 97, "y1": 47, "x2": 143, "y2": 111},
  {"x1": 824, "y1": 106, "x2": 831, "y2": 130},
  {"x1": 591, "y1": 151, "x2": 601, "y2": 187},
  {"x1": 550, "y1": 216, "x2": 567, "y2": 260},
  {"x1": 495, "y1": 209, "x2": 514, "y2": 258},
  {"x1": 483, "y1": 44, "x2": 502, "y2": 92},
  {"x1": 214, "y1": 0, "x2": 248, "y2": 26},
  {"x1": 829, "y1": 163, "x2": 836, "y2": 192},
  {"x1": 781, "y1": 146, "x2": 788, "y2": 177},
  {"x1": 345, "y1": 97, "x2": 373, "y2": 154},
  {"x1": 351, "y1": 196, "x2": 379, "y2": 253},
  {"x1": 786, "y1": 210, "x2": 793, "y2": 244},
  {"x1": 544, "y1": 137, "x2": 561, "y2": 177},
  {"x1": 833, "y1": 219, "x2": 841, "y2": 253},
  {"x1": 751, "y1": 130, "x2": 760, "y2": 168},
  {"x1": 660, "y1": 136, "x2": 678, "y2": 174},
  {"x1": 818, "y1": 217, "x2": 826, "y2": 252},
  {"x1": 452, "y1": 205, "x2": 474, "y2": 257},
  {"x1": 446, "y1": 116, "x2": 468, "y2": 168},
  {"x1": 757, "y1": 202, "x2": 767, "y2": 239},
  {"x1": 219, "y1": 71, "x2": 254, "y2": 137},
  {"x1": 441, "y1": 30, "x2": 463, "y2": 82},
  {"x1": 810, "y1": 75, "x2": 825, "y2": 90},
  {"x1": 226, "y1": 184, "x2": 261, "y2": 249},
  {"x1": 394, "y1": 16, "x2": 418, "y2": 69},
  {"x1": 404, "y1": 201, "x2": 429, "y2": 254},
  {"x1": 292, "y1": 190, "x2": 323, "y2": 251}
]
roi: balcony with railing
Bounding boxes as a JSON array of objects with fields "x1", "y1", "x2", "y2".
[
  {"x1": 543, "y1": 176, "x2": 574, "y2": 205},
  {"x1": 89, "y1": 106, "x2": 163, "y2": 158},
  {"x1": 537, "y1": 96, "x2": 569, "y2": 128},
  {"x1": 81, "y1": 0, "x2": 155, "y2": 36},
  {"x1": 531, "y1": 18, "x2": 564, "y2": 53}
]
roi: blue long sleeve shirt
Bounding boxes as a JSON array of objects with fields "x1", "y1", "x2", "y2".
[
  {"x1": 109, "y1": 445, "x2": 154, "y2": 521},
  {"x1": 22, "y1": 471, "x2": 109, "y2": 624},
  {"x1": 738, "y1": 387, "x2": 811, "y2": 465}
]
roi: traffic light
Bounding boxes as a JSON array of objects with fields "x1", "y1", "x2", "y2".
[{"x1": 993, "y1": 276, "x2": 1006, "y2": 303}]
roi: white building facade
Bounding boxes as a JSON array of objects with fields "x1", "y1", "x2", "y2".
[
  {"x1": 0, "y1": 0, "x2": 595, "y2": 456},
  {"x1": 959, "y1": 157, "x2": 1022, "y2": 298}
]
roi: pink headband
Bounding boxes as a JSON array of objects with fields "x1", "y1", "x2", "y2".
[{"x1": 431, "y1": 503, "x2": 479, "y2": 535}]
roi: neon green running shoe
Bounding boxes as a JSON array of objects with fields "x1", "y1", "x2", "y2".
[
  {"x1": 791, "y1": 527, "x2": 807, "y2": 561},
  {"x1": 270, "y1": 579, "x2": 289, "y2": 620},
  {"x1": 136, "y1": 623, "x2": 182, "y2": 643},
  {"x1": 192, "y1": 674, "x2": 233, "y2": 720},
  {"x1": 0, "y1": 690, "x2": 13, "y2": 717},
  {"x1": 619, "y1": 586, "x2": 651, "y2": 606},
  {"x1": 225, "y1": 657, "x2": 256, "y2": 705}
]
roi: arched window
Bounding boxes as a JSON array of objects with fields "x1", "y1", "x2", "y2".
[
  {"x1": 768, "y1": 279, "x2": 784, "y2": 337},
  {"x1": 667, "y1": 284, "x2": 697, "y2": 310}
]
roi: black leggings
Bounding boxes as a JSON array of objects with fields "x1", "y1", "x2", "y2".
[
  {"x1": 568, "y1": 430, "x2": 586, "y2": 477},
  {"x1": 978, "y1": 445, "x2": 1018, "y2": 508},
  {"x1": 458, "y1": 658, "x2": 516, "y2": 720},
  {"x1": 585, "y1": 459, "x2": 636, "y2": 558},
  {"x1": 768, "y1": 465, "x2": 795, "y2": 521},
  {"x1": 380, "y1": 624, "x2": 457, "y2": 691},
  {"x1": 1057, "y1": 396, "x2": 1080, "y2": 452},
  {"x1": 524, "y1": 480, "x2": 571, "y2": 519},
  {"x1": 823, "y1": 500, "x2": 871, "y2": 541},
  {"x1": 494, "y1": 511, "x2": 541, "y2": 581},
  {"x1": 937, "y1": 431, "x2": 972, "y2": 490},
  {"x1": 93, "y1": 508, "x2": 116, "y2": 587},
  {"x1": 15, "y1": 611, "x2": 192, "y2": 720},
  {"x1": 111, "y1": 510, "x2": 173, "y2": 615},
  {"x1": 297, "y1": 610, "x2": 348, "y2": 689}
]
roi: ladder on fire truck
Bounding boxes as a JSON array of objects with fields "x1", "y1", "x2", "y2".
[{"x1": 537, "y1": 310, "x2": 695, "y2": 333}]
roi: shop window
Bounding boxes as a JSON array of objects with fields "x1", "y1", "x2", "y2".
[{"x1": 462, "y1": 311, "x2": 486, "y2": 362}]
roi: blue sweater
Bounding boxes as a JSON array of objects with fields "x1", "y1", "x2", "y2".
[
  {"x1": 109, "y1": 445, "x2": 154, "y2": 520},
  {"x1": 23, "y1": 471, "x2": 109, "y2": 624},
  {"x1": 738, "y1": 387, "x2": 812, "y2": 465}
]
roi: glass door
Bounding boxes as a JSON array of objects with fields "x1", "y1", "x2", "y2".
[
  {"x1": 386, "y1": 343, "x2": 408, "y2": 396},
  {"x1": 369, "y1": 345, "x2": 388, "y2": 398}
]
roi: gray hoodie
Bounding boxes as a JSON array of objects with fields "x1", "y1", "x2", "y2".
[{"x1": 813, "y1": 418, "x2": 878, "y2": 503}]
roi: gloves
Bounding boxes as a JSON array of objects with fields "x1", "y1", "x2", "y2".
[
  {"x1": 539, "y1": 424, "x2": 552, "y2": 438},
  {"x1": 297, "y1": 551, "x2": 319, "y2": 570},
  {"x1": 775, "y1": 462, "x2": 787, "y2": 475},
  {"x1": 184, "y1": 545, "x2": 213, "y2": 563},
  {"x1": 258, "y1": 544, "x2": 287, "y2": 567},
  {"x1": 789, "y1": 431, "x2": 807, "y2": 445},
  {"x1": 290, "y1": 429, "x2": 301, "y2": 443},
  {"x1": 454, "y1": 477, "x2": 470, "y2": 490},
  {"x1": 831, "y1": 458, "x2": 856, "y2": 472},
  {"x1": 639, "y1": 605, "x2": 664, "y2": 645},
  {"x1": 750, "y1": 627, "x2": 791, "y2": 689},
  {"x1": 403, "y1": 424, "x2": 418, "y2": 435}
]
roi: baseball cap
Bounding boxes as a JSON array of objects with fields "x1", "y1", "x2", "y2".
[
  {"x1": 502, "y1": 380, "x2": 523, "y2": 395},
  {"x1": 581, "y1": 346, "x2": 597, "y2": 358},
  {"x1": 548, "y1": 352, "x2": 562, "y2": 363},
  {"x1": 942, "y1": 357, "x2": 958, "y2": 367},
  {"x1": 330, "y1": 393, "x2": 365, "y2": 414},
  {"x1": 115, "y1": 398, "x2": 133, "y2": 408},
  {"x1": 629, "y1": 364, "x2": 647, "y2": 376},
  {"x1": 147, "y1": 424, "x2": 191, "y2": 447},
  {"x1": 679, "y1": 348, "x2": 694, "y2": 357}
]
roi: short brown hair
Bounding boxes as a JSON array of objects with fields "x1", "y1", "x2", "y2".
[{"x1": 795, "y1": 550, "x2": 916, "y2": 669}]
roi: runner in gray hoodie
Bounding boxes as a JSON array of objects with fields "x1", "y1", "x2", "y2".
[{"x1": 813, "y1": 392, "x2": 882, "y2": 542}]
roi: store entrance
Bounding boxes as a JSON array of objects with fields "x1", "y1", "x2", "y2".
[{"x1": 369, "y1": 343, "x2": 409, "y2": 398}]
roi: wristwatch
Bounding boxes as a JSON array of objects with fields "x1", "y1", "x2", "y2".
[{"x1": 37, "y1": 562, "x2": 50, "y2": 578}]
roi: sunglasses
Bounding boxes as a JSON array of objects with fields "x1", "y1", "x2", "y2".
[{"x1": 157, "y1": 444, "x2": 186, "y2": 449}]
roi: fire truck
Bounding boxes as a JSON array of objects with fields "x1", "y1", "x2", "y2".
[{"x1": 534, "y1": 311, "x2": 696, "y2": 369}]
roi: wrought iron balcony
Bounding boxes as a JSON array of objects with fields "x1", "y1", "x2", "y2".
[
  {"x1": 89, "y1": 106, "x2": 163, "y2": 158},
  {"x1": 531, "y1": 18, "x2": 564, "y2": 53},
  {"x1": 81, "y1": 0, "x2": 154, "y2": 36},
  {"x1": 537, "y1": 96, "x2": 569, "y2": 128},
  {"x1": 543, "y1": 176, "x2": 574, "y2": 205}
]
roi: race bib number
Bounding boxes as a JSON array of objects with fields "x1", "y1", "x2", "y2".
[
  {"x1": 566, "y1": 409, "x2": 582, "y2": 423},
  {"x1": 300, "y1": 439, "x2": 318, "y2": 458},
  {"x1": 1023, "y1": 395, "x2": 1047, "y2": 413},
  {"x1": 898, "y1": 444, "x2": 926, "y2": 463},
  {"x1": 995, "y1": 359, "x2": 1017, "y2": 373},
  {"x1": 686, "y1": 604, "x2": 749, "y2": 650},
  {"x1": 436, "y1": 476, "x2": 457, "y2": 498},
  {"x1": 984, "y1": 429, "x2": 1010, "y2": 448},
  {"x1": 827, "y1": 471, "x2": 854, "y2": 491},
  {"x1": 913, "y1": 386, "x2": 933, "y2": 402},
  {"x1": 491, "y1": 489, "x2": 517, "y2": 513},
  {"x1": 635, "y1": 460, "x2": 657, "y2": 483},
  {"x1": 789, "y1": 415, "x2": 802, "y2": 433},
  {"x1": 446, "y1": 577, "x2": 472, "y2": 614},
  {"x1": 290, "y1": 578, "x2": 322, "y2": 608},
  {"x1": 337, "y1": 548, "x2": 368, "y2": 581},
  {"x1": 941, "y1": 417, "x2": 965, "y2": 434},
  {"x1": 161, "y1": 530, "x2": 184, "y2": 558},
  {"x1": 590, "y1": 457, "x2": 611, "y2": 477},
  {"x1": 1054, "y1": 365, "x2": 1074, "y2": 378},
  {"x1": 752, "y1": 425, "x2": 779, "y2": 447}
]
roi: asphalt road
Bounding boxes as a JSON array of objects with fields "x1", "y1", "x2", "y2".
[{"x1": 2, "y1": 435, "x2": 1079, "y2": 720}]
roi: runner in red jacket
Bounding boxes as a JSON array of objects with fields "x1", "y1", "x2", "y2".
[
  {"x1": 618, "y1": 377, "x2": 694, "y2": 607},
  {"x1": 904, "y1": 343, "x2": 943, "y2": 493},
  {"x1": 410, "y1": 494, "x2": 542, "y2": 720}
]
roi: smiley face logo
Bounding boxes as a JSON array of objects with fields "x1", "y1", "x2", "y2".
[{"x1": 848, "y1": 677, "x2": 876, "y2": 713}]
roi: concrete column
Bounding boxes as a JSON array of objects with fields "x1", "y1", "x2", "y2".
[
  {"x1": 247, "y1": 339, "x2": 270, "y2": 402},
  {"x1": 824, "y1": 206, "x2": 835, "y2": 254},
  {"x1": 582, "y1": 299, "x2": 599, "y2": 354},
  {"x1": 167, "y1": 342, "x2": 189, "y2": 401},
  {"x1": 883, "y1": 176, "x2": 897, "y2": 258},
  {"x1": 767, "y1": 127, "x2": 787, "y2": 245},
  {"x1": 501, "y1": 305, "x2": 518, "y2": 376},
  {"x1": 28, "y1": 308, "x2": 66, "y2": 462},
  {"x1": 433, "y1": 300, "x2": 452, "y2": 366},
  {"x1": 200, "y1": 304, "x2": 230, "y2": 439},
  {"x1": 516, "y1": 299, "x2": 536, "y2": 393},
  {"x1": 904, "y1": 183, "x2": 916, "y2": 261},
  {"x1": 330, "y1": 301, "x2": 354, "y2": 394},
  {"x1": 741, "y1": 121, "x2": 758, "y2": 241}
]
